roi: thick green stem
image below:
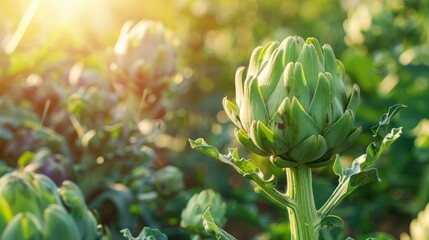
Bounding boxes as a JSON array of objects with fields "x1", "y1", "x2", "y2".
[{"x1": 286, "y1": 166, "x2": 321, "y2": 240}]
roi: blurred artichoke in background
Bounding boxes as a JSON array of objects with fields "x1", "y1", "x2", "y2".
[
  {"x1": 121, "y1": 227, "x2": 168, "y2": 240},
  {"x1": 401, "y1": 203, "x2": 429, "y2": 240},
  {"x1": 223, "y1": 36, "x2": 361, "y2": 168},
  {"x1": 0, "y1": 170, "x2": 98, "y2": 239},
  {"x1": 24, "y1": 148, "x2": 69, "y2": 186},
  {"x1": 180, "y1": 189, "x2": 226, "y2": 235},
  {"x1": 152, "y1": 166, "x2": 184, "y2": 197},
  {"x1": 112, "y1": 20, "x2": 178, "y2": 103}
]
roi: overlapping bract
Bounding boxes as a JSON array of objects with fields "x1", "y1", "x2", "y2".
[
  {"x1": 0, "y1": 171, "x2": 97, "y2": 239},
  {"x1": 223, "y1": 36, "x2": 361, "y2": 168}
]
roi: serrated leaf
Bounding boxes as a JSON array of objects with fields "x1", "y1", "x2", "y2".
[
  {"x1": 320, "y1": 105, "x2": 405, "y2": 218},
  {"x1": 189, "y1": 138, "x2": 292, "y2": 209},
  {"x1": 347, "y1": 169, "x2": 380, "y2": 194},
  {"x1": 121, "y1": 227, "x2": 168, "y2": 240},
  {"x1": 363, "y1": 127, "x2": 403, "y2": 170},
  {"x1": 362, "y1": 104, "x2": 406, "y2": 170},
  {"x1": 202, "y1": 208, "x2": 237, "y2": 240},
  {"x1": 189, "y1": 138, "x2": 268, "y2": 183},
  {"x1": 321, "y1": 215, "x2": 344, "y2": 231},
  {"x1": 189, "y1": 138, "x2": 220, "y2": 159}
]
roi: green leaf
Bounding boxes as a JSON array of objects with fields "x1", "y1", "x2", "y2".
[
  {"x1": 202, "y1": 207, "x2": 237, "y2": 240},
  {"x1": 320, "y1": 215, "x2": 344, "y2": 231},
  {"x1": 189, "y1": 138, "x2": 293, "y2": 209},
  {"x1": 319, "y1": 105, "x2": 405, "y2": 218},
  {"x1": 188, "y1": 138, "x2": 220, "y2": 159},
  {"x1": 121, "y1": 227, "x2": 168, "y2": 240},
  {"x1": 362, "y1": 104, "x2": 407, "y2": 170},
  {"x1": 347, "y1": 168, "x2": 380, "y2": 194}
]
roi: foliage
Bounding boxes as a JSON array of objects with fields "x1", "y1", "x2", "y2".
[
  {"x1": 121, "y1": 227, "x2": 168, "y2": 240},
  {"x1": 0, "y1": 0, "x2": 428, "y2": 239},
  {"x1": 0, "y1": 170, "x2": 100, "y2": 239}
]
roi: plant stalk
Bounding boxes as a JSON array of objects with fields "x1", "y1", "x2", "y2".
[{"x1": 286, "y1": 166, "x2": 321, "y2": 240}]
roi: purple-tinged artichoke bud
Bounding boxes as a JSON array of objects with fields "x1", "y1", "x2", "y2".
[
  {"x1": 24, "y1": 148, "x2": 69, "y2": 186},
  {"x1": 223, "y1": 36, "x2": 361, "y2": 168}
]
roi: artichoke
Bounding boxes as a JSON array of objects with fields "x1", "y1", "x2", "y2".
[
  {"x1": 112, "y1": 20, "x2": 178, "y2": 97},
  {"x1": 0, "y1": 170, "x2": 98, "y2": 240},
  {"x1": 152, "y1": 166, "x2": 184, "y2": 197},
  {"x1": 180, "y1": 189, "x2": 226, "y2": 234},
  {"x1": 23, "y1": 148, "x2": 69, "y2": 185},
  {"x1": 223, "y1": 36, "x2": 361, "y2": 168}
]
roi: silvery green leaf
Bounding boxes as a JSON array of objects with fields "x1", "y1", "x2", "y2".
[
  {"x1": 362, "y1": 104, "x2": 407, "y2": 170},
  {"x1": 189, "y1": 138, "x2": 293, "y2": 208},
  {"x1": 121, "y1": 227, "x2": 168, "y2": 240},
  {"x1": 319, "y1": 105, "x2": 405, "y2": 218},
  {"x1": 202, "y1": 208, "x2": 236, "y2": 240}
]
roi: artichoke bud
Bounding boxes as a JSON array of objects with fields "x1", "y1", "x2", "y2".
[
  {"x1": 152, "y1": 166, "x2": 184, "y2": 197},
  {"x1": 0, "y1": 172, "x2": 42, "y2": 220},
  {"x1": 112, "y1": 20, "x2": 178, "y2": 96},
  {"x1": 225, "y1": 36, "x2": 361, "y2": 168},
  {"x1": 180, "y1": 189, "x2": 226, "y2": 234},
  {"x1": 58, "y1": 181, "x2": 97, "y2": 240},
  {"x1": 0, "y1": 170, "x2": 99, "y2": 239}
]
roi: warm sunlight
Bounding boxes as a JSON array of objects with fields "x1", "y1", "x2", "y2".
[{"x1": 43, "y1": 0, "x2": 87, "y2": 23}]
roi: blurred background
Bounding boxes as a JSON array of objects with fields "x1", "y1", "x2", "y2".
[{"x1": 1, "y1": 0, "x2": 429, "y2": 239}]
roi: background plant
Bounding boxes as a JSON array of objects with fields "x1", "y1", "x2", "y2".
[{"x1": 1, "y1": 0, "x2": 428, "y2": 239}]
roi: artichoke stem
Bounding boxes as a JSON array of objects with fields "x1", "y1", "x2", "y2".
[{"x1": 286, "y1": 166, "x2": 321, "y2": 240}]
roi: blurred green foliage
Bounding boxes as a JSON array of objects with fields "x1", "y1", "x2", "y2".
[{"x1": 1, "y1": 0, "x2": 429, "y2": 239}]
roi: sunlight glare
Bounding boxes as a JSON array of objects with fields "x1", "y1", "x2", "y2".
[{"x1": 44, "y1": 0, "x2": 87, "y2": 23}]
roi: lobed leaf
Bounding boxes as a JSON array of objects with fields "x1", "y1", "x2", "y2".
[
  {"x1": 320, "y1": 104, "x2": 405, "y2": 219},
  {"x1": 202, "y1": 207, "x2": 237, "y2": 240},
  {"x1": 189, "y1": 138, "x2": 291, "y2": 208}
]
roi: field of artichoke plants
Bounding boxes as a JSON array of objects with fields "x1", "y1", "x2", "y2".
[{"x1": 1, "y1": 0, "x2": 429, "y2": 239}]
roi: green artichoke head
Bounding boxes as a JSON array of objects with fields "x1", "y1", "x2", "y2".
[
  {"x1": 180, "y1": 189, "x2": 226, "y2": 234},
  {"x1": 0, "y1": 170, "x2": 98, "y2": 239},
  {"x1": 113, "y1": 20, "x2": 178, "y2": 86},
  {"x1": 223, "y1": 36, "x2": 361, "y2": 168}
]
